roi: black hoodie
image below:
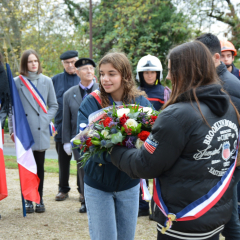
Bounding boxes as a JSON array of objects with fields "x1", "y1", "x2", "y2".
[{"x1": 111, "y1": 84, "x2": 239, "y2": 239}]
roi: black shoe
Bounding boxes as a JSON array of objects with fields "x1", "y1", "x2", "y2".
[
  {"x1": 25, "y1": 200, "x2": 34, "y2": 213},
  {"x1": 35, "y1": 199, "x2": 45, "y2": 213},
  {"x1": 79, "y1": 203, "x2": 87, "y2": 213},
  {"x1": 138, "y1": 209, "x2": 149, "y2": 217}
]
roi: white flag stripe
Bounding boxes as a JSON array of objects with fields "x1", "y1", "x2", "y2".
[
  {"x1": 12, "y1": 109, "x2": 37, "y2": 174},
  {"x1": 15, "y1": 137, "x2": 37, "y2": 174},
  {"x1": 141, "y1": 179, "x2": 151, "y2": 201}
]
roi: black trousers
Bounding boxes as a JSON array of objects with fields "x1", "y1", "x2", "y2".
[
  {"x1": 157, "y1": 232, "x2": 220, "y2": 240},
  {"x1": 55, "y1": 142, "x2": 80, "y2": 193},
  {"x1": 33, "y1": 151, "x2": 45, "y2": 200},
  {"x1": 73, "y1": 149, "x2": 84, "y2": 200}
]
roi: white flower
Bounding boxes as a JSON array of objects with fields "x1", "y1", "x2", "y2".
[
  {"x1": 142, "y1": 107, "x2": 153, "y2": 116},
  {"x1": 88, "y1": 130, "x2": 98, "y2": 137},
  {"x1": 117, "y1": 108, "x2": 130, "y2": 118},
  {"x1": 135, "y1": 138, "x2": 144, "y2": 149},
  {"x1": 101, "y1": 130, "x2": 109, "y2": 138},
  {"x1": 126, "y1": 119, "x2": 138, "y2": 128}
]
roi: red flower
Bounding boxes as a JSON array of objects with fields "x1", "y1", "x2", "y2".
[
  {"x1": 123, "y1": 124, "x2": 132, "y2": 135},
  {"x1": 119, "y1": 114, "x2": 129, "y2": 126},
  {"x1": 86, "y1": 138, "x2": 93, "y2": 147},
  {"x1": 103, "y1": 117, "x2": 112, "y2": 127},
  {"x1": 138, "y1": 131, "x2": 150, "y2": 141},
  {"x1": 151, "y1": 115, "x2": 157, "y2": 123}
]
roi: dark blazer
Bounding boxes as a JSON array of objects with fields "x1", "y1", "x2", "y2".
[
  {"x1": 62, "y1": 83, "x2": 99, "y2": 143},
  {"x1": 52, "y1": 70, "x2": 80, "y2": 142}
]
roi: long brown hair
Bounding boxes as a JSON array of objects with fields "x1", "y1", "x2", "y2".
[
  {"x1": 164, "y1": 41, "x2": 240, "y2": 125},
  {"x1": 98, "y1": 52, "x2": 146, "y2": 108},
  {"x1": 20, "y1": 49, "x2": 42, "y2": 76}
]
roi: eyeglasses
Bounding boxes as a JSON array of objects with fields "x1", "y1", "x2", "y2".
[
  {"x1": 63, "y1": 61, "x2": 76, "y2": 65},
  {"x1": 77, "y1": 66, "x2": 95, "y2": 72}
]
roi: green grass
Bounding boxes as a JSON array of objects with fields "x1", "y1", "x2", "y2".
[{"x1": 4, "y1": 155, "x2": 77, "y2": 175}]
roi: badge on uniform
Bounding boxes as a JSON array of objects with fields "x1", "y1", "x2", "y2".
[{"x1": 144, "y1": 136, "x2": 159, "y2": 154}]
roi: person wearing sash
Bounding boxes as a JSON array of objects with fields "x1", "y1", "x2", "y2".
[
  {"x1": 77, "y1": 52, "x2": 152, "y2": 240},
  {"x1": 110, "y1": 42, "x2": 240, "y2": 240},
  {"x1": 10, "y1": 49, "x2": 58, "y2": 213},
  {"x1": 62, "y1": 58, "x2": 98, "y2": 213},
  {"x1": 52, "y1": 50, "x2": 81, "y2": 201},
  {"x1": 196, "y1": 33, "x2": 240, "y2": 240}
]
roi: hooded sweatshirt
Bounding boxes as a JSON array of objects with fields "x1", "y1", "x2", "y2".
[{"x1": 111, "y1": 84, "x2": 239, "y2": 239}]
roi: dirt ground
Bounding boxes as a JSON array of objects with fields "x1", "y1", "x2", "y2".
[{"x1": 0, "y1": 169, "x2": 157, "y2": 240}]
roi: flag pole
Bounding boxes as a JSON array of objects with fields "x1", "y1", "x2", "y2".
[{"x1": 4, "y1": 42, "x2": 27, "y2": 217}]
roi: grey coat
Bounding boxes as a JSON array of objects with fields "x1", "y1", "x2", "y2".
[
  {"x1": 62, "y1": 83, "x2": 99, "y2": 144},
  {"x1": 13, "y1": 74, "x2": 58, "y2": 151}
]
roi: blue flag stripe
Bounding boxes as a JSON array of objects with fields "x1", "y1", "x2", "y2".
[{"x1": 6, "y1": 64, "x2": 34, "y2": 150}]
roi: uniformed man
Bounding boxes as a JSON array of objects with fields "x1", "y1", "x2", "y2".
[
  {"x1": 62, "y1": 58, "x2": 98, "y2": 212},
  {"x1": 52, "y1": 50, "x2": 80, "y2": 201},
  {"x1": 220, "y1": 40, "x2": 240, "y2": 80}
]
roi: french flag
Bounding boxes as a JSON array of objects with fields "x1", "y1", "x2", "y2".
[
  {"x1": 0, "y1": 121, "x2": 8, "y2": 201},
  {"x1": 6, "y1": 63, "x2": 40, "y2": 204}
]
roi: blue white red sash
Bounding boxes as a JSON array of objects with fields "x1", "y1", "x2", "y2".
[
  {"x1": 140, "y1": 179, "x2": 151, "y2": 201},
  {"x1": 19, "y1": 75, "x2": 47, "y2": 113},
  {"x1": 19, "y1": 75, "x2": 57, "y2": 136},
  {"x1": 49, "y1": 122, "x2": 57, "y2": 137},
  {"x1": 153, "y1": 132, "x2": 239, "y2": 234}
]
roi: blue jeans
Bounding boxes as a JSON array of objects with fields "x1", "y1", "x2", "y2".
[
  {"x1": 84, "y1": 183, "x2": 139, "y2": 240},
  {"x1": 222, "y1": 168, "x2": 240, "y2": 240}
]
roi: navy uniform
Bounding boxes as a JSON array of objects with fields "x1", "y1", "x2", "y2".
[
  {"x1": 52, "y1": 50, "x2": 80, "y2": 201},
  {"x1": 136, "y1": 54, "x2": 165, "y2": 217}
]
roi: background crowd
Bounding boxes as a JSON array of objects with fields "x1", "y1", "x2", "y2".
[{"x1": 0, "y1": 29, "x2": 240, "y2": 240}]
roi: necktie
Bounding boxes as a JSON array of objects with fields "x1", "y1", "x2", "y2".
[{"x1": 82, "y1": 88, "x2": 88, "y2": 100}]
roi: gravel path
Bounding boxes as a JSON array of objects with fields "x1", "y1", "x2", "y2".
[{"x1": 0, "y1": 169, "x2": 157, "y2": 240}]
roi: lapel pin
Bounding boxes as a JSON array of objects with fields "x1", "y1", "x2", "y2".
[{"x1": 74, "y1": 94, "x2": 76, "y2": 97}]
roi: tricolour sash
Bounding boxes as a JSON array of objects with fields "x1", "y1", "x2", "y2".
[
  {"x1": 140, "y1": 179, "x2": 151, "y2": 201},
  {"x1": 153, "y1": 131, "x2": 240, "y2": 234},
  {"x1": 19, "y1": 75, "x2": 57, "y2": 136},
  {"x1": 90, "y1": 90, "x2": 102, "y2": 106},
  {"x1": 19, "y1": 75, "x2": 47, "y2": 113}
]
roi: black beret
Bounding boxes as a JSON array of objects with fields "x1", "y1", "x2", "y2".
[
  {"x1": 75, "y1": 58, "x2": 96, "y2": 68},
  {"x1": 60, "y1": 50, "x2": 78, "y2": 60}
]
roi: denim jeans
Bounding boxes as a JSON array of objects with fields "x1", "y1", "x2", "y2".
[
  {"x1": 222, "y1": 167, "x2": 240, "y2": 240},
  {"x1": 84, "y1": 183, "x2": 139, "y2": 240}
]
